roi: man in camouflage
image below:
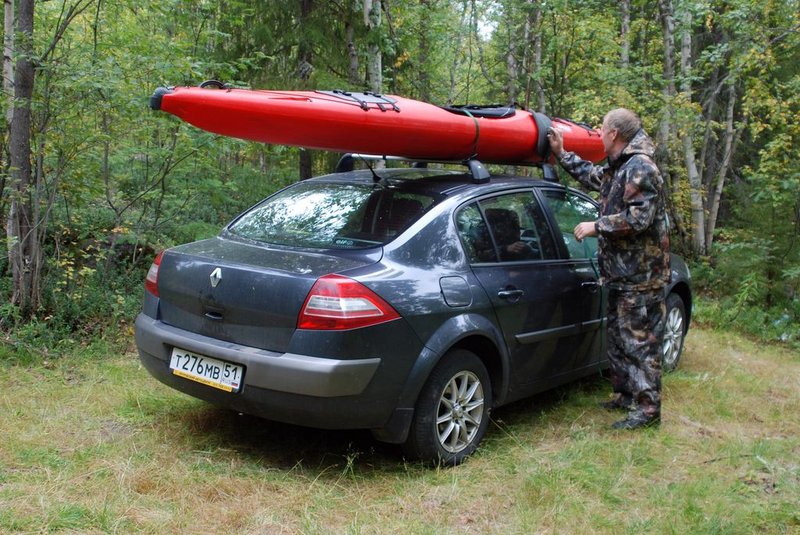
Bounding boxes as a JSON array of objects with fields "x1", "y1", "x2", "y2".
[{"x1": 547, "y1": 108, "x2": 670, "y2": 429}]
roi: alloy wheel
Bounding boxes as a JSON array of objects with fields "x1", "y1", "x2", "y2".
[
  {"x1": 436, "y1": 370, "x2": 485, "y2": 453},
  {"x1": 662, "y1": 302, "x2": 685, "y2": 371}
]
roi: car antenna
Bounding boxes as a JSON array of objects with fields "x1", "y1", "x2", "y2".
[{"x1": 357, "y1": 154, "x2": 386, "y2": 184}]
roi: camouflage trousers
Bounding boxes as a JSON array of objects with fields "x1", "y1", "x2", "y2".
[{"x1": 606, "y1": 289, "x2": 666, "y2": 415}]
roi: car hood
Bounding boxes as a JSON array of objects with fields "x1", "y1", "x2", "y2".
[{"x1": 157, "y1": 237, "x2": 381, "y2": 352}]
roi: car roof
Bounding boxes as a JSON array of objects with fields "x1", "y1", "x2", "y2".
[{"x1": 308, "y1": 167, "x2": 573, "y2": 198}]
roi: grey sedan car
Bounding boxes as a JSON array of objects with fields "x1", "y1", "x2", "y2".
[{"x1": 135, "y1": 166, "x2": 691, "y2": 465}]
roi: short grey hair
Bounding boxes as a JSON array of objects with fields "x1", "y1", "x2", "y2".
[{"x1": 603, "y1": 108, "x2": 641, "y2": 142}]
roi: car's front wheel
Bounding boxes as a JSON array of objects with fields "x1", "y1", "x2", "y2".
[
  {"x1": 662, "y1": 292, "x2": 687, "y2": 372},
  {"x1": 403, "y1": 349, "x2": 492, "y2": 466}
]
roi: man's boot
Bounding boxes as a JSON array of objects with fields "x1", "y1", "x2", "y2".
[
  {"x1": 611, "y1": 408, "x2": 660, "y2": 430},
  {"x1": 598, "y1": 393, "x2": 633, "y2": 411}
]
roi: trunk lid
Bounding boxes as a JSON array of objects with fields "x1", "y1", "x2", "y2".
[{"x1": 157, "y1": 237, "x2": 380, "y2": 352}]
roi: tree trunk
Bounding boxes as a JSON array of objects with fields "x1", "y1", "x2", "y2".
[
  {"x1": 6, "y1": 0, "x2": 37, "y2": 314},
  {"x1": 656, "y1": 0, "x2": 675, "y2": 177},
  {"x1": 699, "y1": 67, "x2": 720, "y2": 190},
  {"x1": 620, "y1": 0, "x2": 630, "y2": 68},
  {"x1": 345, "y1": 18, "x2": 360, "y2": 86},
  {"x1": 655, "y1": 0, "x2": 688, "y2": 246},
  {"x1": 299, "y1": 148, "x2": 313, "y2": 179},
  {"x1": 505, "y1": 25, "x2": 518, "y2": 104},
  {"x1": 364, "y1": 0, "x2": 382, "y2": 93},
  {"x1": 298, "y1": 0, "x2": 313, "y2": 83},
  {"x1": 3, "y1": 0, "x2": 14, "y2": 125},
  {"x1": 1, "y1": 0, "x2": 13, "y2": 226},
  {"x1": 417, "y1": 0, "x2": 431, "y2": 101},
  {"x1": 705, "y1": 81, "x2": 737, "y2": 250},
  {"x1": 502, "y1": 2, "x2": 520, "y2": 105},
  {"x1": 446, "y1": 1, "x2": 470, "y2": 104},
  {"x1": 298, "y1": 0, "x2": 314, "y2": 179},
  {"x1": 363, "y1": 0, "x2": 384, "y2": 169},
  {"x1": 679, "y1": 7, "x2": 706, "y2": 255},
  {"x1": 533, "y1": 2, "x2": 545, "y2": 112}
]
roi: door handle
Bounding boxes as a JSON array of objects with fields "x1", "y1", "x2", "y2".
[
  {"x1": 498, "y1": 288, "x2": 524, "y2": 300},
  {"x1": 581, "y1": 281, "x2": 600, "y2": 293}
]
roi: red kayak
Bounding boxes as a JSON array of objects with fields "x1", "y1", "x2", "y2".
[{"x1": 150, "y1": 83, "x2": 606, "y2": 165}]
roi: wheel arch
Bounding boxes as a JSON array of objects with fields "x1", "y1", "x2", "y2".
[
  {"x1": 401, "y1": 313, "x2": 510, "y2": 410},
  {"x1": 449, "y1": 334, "x2": 506, "y2": 407},
  {"x1": 668, "y1": 281, "x2": 692, "y2": 329}
]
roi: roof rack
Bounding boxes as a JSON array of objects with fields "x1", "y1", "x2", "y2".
[
  {"x1": 335, "y1": 153, "x2": 490, "y2": 183},
  {"x1": 334, "y1": 153, "x2": 559, "y2": 184},
  {"x1": 541, "y1": 163, "x2": 558, "y2": 182}
]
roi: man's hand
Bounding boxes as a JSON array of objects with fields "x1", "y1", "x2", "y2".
[
  {"x1": 574, "y1": 221, "x2": 598, "y2": 241},
  {"x1": 505, "y1": 241, "x2": 530, "y2": 255},
  {"x1": 546, "y1": 127, "x2": 564, "y2": 157}
]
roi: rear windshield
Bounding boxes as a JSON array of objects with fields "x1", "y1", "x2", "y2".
[{"x1": 227, "y1": 181, "x2": 438, "y2": 249}]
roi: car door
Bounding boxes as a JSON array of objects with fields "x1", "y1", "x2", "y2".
[
  {"x1": 537, "y1": 187, "x2": 604, "y2": 371},
  {"x1": 455, "y1": 190, "x2": 588, "y2": 400}
]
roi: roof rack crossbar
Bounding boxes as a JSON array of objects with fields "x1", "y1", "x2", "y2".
[
  {"x1": 335, "y1": 153, "x2": 492, "y2": 183},
  {"x1": 334, "y1": 153, "x2": 559, "y2": 184}
]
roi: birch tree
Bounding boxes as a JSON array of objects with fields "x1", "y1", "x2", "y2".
[
  {"x1": 620, "y1": 0, "x2": 631, "y2": 68},
  {"x1": 364, "y1": 0, "x2": 382, "y2": 93},
  {"x1": 656, "y1": 0, "x2": 693, "y2": 251},
  {"x1": 678, "y1": 5, "x2": 706, "y2": 254},
  {"x1": 704, "y1": 81, "x2": 737, "y2": 249},
  {"x1": 1, "y1": 0, "x2": 14, "y2": 223}
]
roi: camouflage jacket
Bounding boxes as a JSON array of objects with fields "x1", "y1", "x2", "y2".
[{"x1": 558, "y1": 129, "x2": 671, "y2": 291}]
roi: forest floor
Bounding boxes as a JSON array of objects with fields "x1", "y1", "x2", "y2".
[{"x1": 1, "y1": 327, "x2": 798, "y2": 534}]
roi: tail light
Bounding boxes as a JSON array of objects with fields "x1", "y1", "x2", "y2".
[
  {"x1": 145, "y1": 251, "x2": 164, "y2": 297},
  {"x1": 298, "y1": 274, "x2": 400, "y2": 330}
]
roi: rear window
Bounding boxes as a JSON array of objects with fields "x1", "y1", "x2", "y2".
[{"x1": 228, "y1": 182, "x2": 438, "y2": 249}]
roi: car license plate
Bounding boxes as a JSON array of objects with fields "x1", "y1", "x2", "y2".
[{"x1": 169, "y1": 348, "x2": 244, "y2": 393}]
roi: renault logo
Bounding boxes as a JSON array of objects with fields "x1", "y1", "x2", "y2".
[{"x1": 209, "y1": 267, "x2": 222, "y2": 288}]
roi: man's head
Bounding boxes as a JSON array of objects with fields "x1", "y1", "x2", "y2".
[{"x1": 600, "y1": 108, "x2": 641, "y2": 158}]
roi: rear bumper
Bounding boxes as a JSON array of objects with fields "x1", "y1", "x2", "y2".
[
  {"x1": 135, "y1": 314, "x2": 402, "y2": 430},
  {"x1": 136, "y1": 314, "x2": 380, "y2": 397}
]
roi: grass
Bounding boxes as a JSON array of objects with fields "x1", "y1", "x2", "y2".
[{"x1": 1, "y1": 328, "x2": 798, "y2": 534}]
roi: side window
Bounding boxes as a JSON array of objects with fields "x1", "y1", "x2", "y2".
[
  {"x1": 456, "y1": 192, "x2": 557, "y2": 263},
  {"x1": 456, "y1": 203, "x2": 496, "y2": 263},
  {"x1": 374, "y1": 192, "x2": 432, "y2": 237},
  {"x1": 541, "y1": 189, "x2": 599, "y2": 260}
]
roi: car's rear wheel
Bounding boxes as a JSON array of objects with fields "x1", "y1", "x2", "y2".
[
  {"x1": 662, "y1": 292, "x2": 686, "y2": 372},
  {"x1": 403, "y1": 349, "x2": 492, "y2": 466}
]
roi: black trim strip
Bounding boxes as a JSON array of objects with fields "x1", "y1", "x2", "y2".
[
  {"x1": 150, "y1": 87, "x2": 173, "y2": 111},
  {"x1": 515, "y1": 317, "x2": 605, "y2": 345},
  {"x1": 516, "y1": 324, "x2": 579, "y2": 344},
  {"x1": 316, "y1": 90, "x2": 400, "y2": 112}
]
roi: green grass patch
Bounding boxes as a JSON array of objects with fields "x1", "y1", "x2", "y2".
[{"x1": 1, "y1": 327, "x2": 798, "y2": 533}]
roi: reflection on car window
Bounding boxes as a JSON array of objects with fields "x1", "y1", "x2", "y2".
[
  {"x1": 456, "y1": 191, "x2": 557, "y2": 263},
  {"x1": 229, "y1": 182, "x2": 437, "y2": 249},
  {"x1": 456, "y1": 204, "x2": 496, "y2": 263},
  {"x1": 541, "y1": 189, "x2": 599, "y2": 260}
]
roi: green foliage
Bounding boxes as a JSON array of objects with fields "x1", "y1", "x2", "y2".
[
  {"x1": 0, "y1": 0, "x2": 797, "y2": 351},
  {"x1": 694, "y1": 295, "x2": 799, "y2": 349},
  {"x1": 691, "y1": 229, "x2": 800, "y2": 348}
]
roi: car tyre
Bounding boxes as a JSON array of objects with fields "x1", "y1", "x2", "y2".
[
  {"x1": 403, "y1": 349, "x2": 492, "y2": 466},
  {"x1": 662, "y1": 292, "x2": 687, "y2": 372}
]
